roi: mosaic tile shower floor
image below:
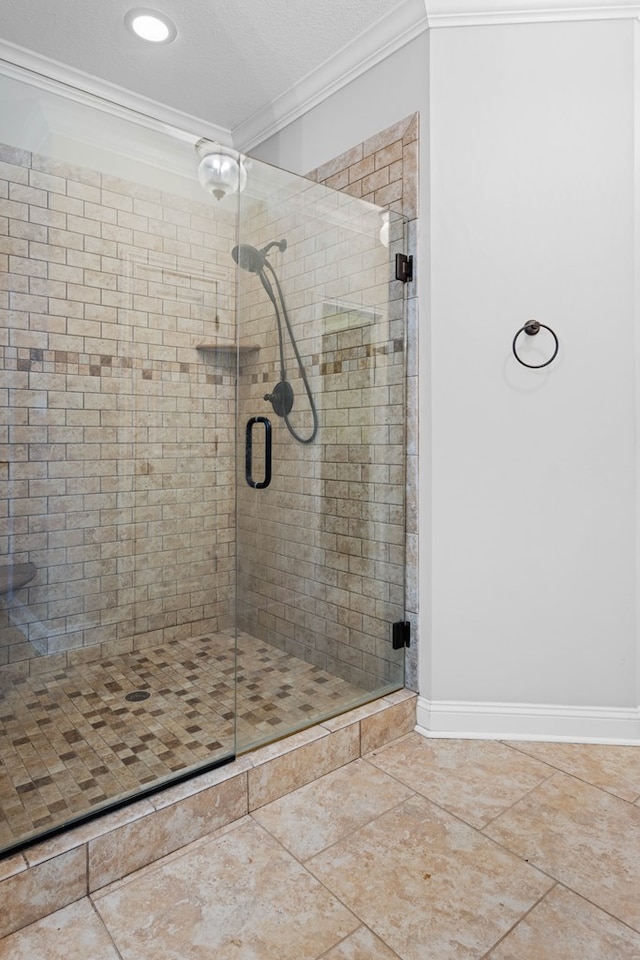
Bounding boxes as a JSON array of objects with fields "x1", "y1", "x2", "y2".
[{"x1": 0, "y1": 630, "x2": 365, "y2": 850}]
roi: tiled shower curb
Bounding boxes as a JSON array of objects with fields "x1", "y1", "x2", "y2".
[{"x1": 0, "y1": 690, "x2": 416, "y2": 939}]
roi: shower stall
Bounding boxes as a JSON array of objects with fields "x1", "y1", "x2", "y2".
[{"x1": 0, "y1": 74, "x2": 409, "y2": 855}]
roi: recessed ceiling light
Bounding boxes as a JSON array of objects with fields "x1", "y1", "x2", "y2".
[{"x1": 124, "y1": 9, "x2": 177, "y2": 44}]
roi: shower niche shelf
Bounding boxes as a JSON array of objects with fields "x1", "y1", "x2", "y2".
[{"x1": 195, "y1": 341, "x2": 259, "y2": 359}]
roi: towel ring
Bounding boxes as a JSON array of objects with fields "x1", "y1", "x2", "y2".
[{"x1": 512, "y1": 320, "x2": 559, "y2": 369}]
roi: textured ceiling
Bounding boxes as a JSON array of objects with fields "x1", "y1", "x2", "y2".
[{"x1": 0, "y1": 0, "x2": 410, "y2": 132}]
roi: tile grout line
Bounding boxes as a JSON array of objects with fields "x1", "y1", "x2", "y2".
[
  {"x1": 479, "y1": 881, "x2": 559, "y2": 959},
  {"x1": 86, "y1": 705, "x2": 414, "y2": 899},
  {"x1": 362, "y1": 737, "x2": 559, "y2": 839},
  {"x1": 249, "y1": 765, "x2": 418, "y2": 871},
  {"x1": 561, "y1": 889, "x2": 640, "y2": 939},
  {"x1": 501, "y1": 740, "x2": 640, "y2": 805},
  {"x1": 88, "y1": 897, "x2": 125, "y2": 960},
  {"x1": 248, "y1": 753, "x2": 560, "y2": 959},
  {"x1": 479, "y1": 765, "x2": 559, "y2": 832},
  {"x1": 315, "y1": 925, "x2": 404, "y2": 960},
  {"x1": 88, "y1": 814, "x2": 252, "y2": 902},
  {"x1": 360, "y1": 748, "x2": 569, "y2": 894},
  {"x1": 473, "y1": 770, "x2": 640, "y2": 931},
  {"x1": 88, "y1": 742, "x2": 417, "y2": 957},
  {"x1": 4, "y1": 725, "x2": 639, "y2": 956}
]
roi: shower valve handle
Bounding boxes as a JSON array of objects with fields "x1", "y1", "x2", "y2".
[{"x1": 264, "y1": 380, "x2": 294, "y2": 418}]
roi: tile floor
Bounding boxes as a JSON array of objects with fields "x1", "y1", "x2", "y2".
[
  {"x1": 0, "y1": 630, "x2": 365, "y2": 852},
  {"x1": 2, "y1": 731, "x2": 639, "y2": 959}
]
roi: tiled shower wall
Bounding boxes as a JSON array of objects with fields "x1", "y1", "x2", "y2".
[
  {"x1": 236, "y1": 114, "x2": 418, "y2": 691},
  {"x1": 0, "y1": 114, "x2": 418, "y2": 694},
  {"x1": 0, "y1": 143, "x2": 237, "y2": 677}
]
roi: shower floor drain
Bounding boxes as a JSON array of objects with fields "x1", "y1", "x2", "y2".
[{"x1": 125, "y1": 690, "x2": 151, "y2": 702}]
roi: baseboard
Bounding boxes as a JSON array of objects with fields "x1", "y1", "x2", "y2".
[{"x1": 416, "y1": 696, "x2": 640, "y2": 744}]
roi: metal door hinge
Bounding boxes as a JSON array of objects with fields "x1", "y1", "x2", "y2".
[
  {"x1": 395, "y1": 253, "x2": 413, "y2": 283},
  {"x1": 392, "y1": 620, "x2": 411, "y2": 649}
]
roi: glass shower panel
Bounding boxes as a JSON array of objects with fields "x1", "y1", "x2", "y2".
[
  {"x1": 0, "y1": 69, "x2": 408, "y2": 857},
  {"x1": 235, "y1": 157, "x2": 406, "y2": 753},
  {"x1": 0, "y1": 73, "x2": 238, "y2": 854}
]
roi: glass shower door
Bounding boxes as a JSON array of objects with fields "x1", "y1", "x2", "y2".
[
  {"x1": 234, "y1": 156, "x2": 407, "y2": 753},
  {"x1": 0, "y1": 74, "x2": 239, "y2": 855}
]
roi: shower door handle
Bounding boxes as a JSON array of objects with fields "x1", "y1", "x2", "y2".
[{"x1": 245, "y1": 416, "x2": 272, "y2": 489}]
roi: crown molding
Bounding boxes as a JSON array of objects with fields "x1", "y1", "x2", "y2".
[
  {"x1": 233, "y1": 0, "x2": 429, "y2": 153},
  {"x1": 424, "y1": 0, "x2": 640, "y2": 28},
  {"x1": 234, "y1": 0, "x2": 640, "y2": 152},
  {"x1": 0, "y1": 39, "x2": 232, "y2": 147},
  {"x1": 1, "y1": 0, "x2": 637, "y2": 163}
]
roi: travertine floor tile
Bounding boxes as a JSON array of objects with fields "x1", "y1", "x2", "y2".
[
  {"x1": 488, "y1": 884, "x2": 640, "y2": 959},
  {"x1": 87, "y1": 769, "x2": 247, "y2": 890},
  {"x1": 367, "y1": 733, "x2": 553, "y2": 828},
  {"x1": 505, "y1": 740, "x2": 640, "y2": 802},
  {"x1": 0, "y1": 899, "x2": 120, "y2": 960},
  {"x1": 307, "y1": 793, "x2": 553, "y2": 960},
  {"x1": 3, "y1": 732, "x2": 640, "y2": 957},
  {"x1": 0, "y1": 845, "x2": 86, "y2": 940},
  {"x1": 484, "y1": 771, "x2": 640, "y2": 931},
  {"x1": 322, "y1": 925, "x2": 402, "y2": 959},
  {"x1": 94, "y1": 817, "x2": 359, "y2": 960},
  {"x1": 253, "y1": 758, "x2": 413, "y2": 860}
]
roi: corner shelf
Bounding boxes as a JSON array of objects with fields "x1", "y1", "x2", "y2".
[{"x1": 195, "y1": 341, "x2": 260, "y2": 359}]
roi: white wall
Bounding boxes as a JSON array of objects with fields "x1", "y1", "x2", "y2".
[
  {"x1": 428, "y1": 18, "x2": 639, "y2": 735},
  {"x1": 249, "y1": 34, "x2": 429, "y2": 178},
  {"x1": 252, "y1": 16, "x2": 640, "y2": 740}
]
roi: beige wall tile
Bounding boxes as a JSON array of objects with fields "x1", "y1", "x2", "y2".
[
  {"x1": 2, "y1": 121, "x2": 417, "y2": 701},
  {"x1": 88, "y1": 773, "x2": 247, "y2": 891},
  {"x1": 248, "y1": 725, "x2": 359, "y2": 809},
  {"x1": 360, "y1": 694, "x2": 416, "y2": 753}
]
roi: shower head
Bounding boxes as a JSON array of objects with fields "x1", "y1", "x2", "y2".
[
  {"x1": 231, "y1": 239, "x2": 287, "y2": 274},
  {"x1": 231, "y1": 243, "x2": 265, "y2": 274},
  {"x1": 231, "y1": 235, "x2": 318, "y2": 444}
]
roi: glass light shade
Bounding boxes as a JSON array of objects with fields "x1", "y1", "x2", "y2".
[{"x1": 197, "y1": 150, "x2": 247, "y2": 201}]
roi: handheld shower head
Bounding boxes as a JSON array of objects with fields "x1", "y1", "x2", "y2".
[
  {"x1": 231, "y1": 243, "x2": 265, "y2": 274},
  {"x1": 231, "y1": 239, "x2": 287, "y2": 274},
  {"x1": 231, "y1": 235, "x2": 317, "y2": 444}
]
